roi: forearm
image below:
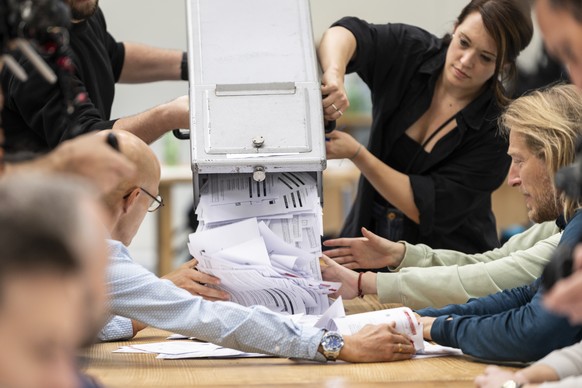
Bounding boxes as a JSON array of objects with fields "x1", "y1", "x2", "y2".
[
  {"x1": 535, "y1": 341, "x2": 582, "y2": 380},
  {"x1": 112, "y1": 97, "x2": 188, "y2": 144},
  {"x1": 353, "y1": 147, "x2": 419, "y2": 223},
  {"x1": 317, "y1": 26, "x2": 356, "y2": 76},
  {"x1": 361, "y1": 272, "x2": 378, "y2": 295},
  {"x1": 377, "y1": 267, "x2": 474, "y2": 309},
  {"x1": 119, "y1": 42, "x2": 183, "y2": 83}
]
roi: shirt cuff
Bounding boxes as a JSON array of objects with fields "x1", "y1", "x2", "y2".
[{"x1": 98, "y1": 315, "x2": 134, "y2": 342}]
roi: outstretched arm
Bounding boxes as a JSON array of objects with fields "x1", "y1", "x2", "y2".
[
  {"x1": 112, "y1": 95, "x2": 189, "y2": 144},
  {"x1": 323, "y1": 227, "x2": 406, "y2": 269}
]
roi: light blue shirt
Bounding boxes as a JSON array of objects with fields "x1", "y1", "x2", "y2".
[{"x1": 99, "y1": 239, "x2": 326, "y2": 361}]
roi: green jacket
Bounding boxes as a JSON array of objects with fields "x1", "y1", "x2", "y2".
[{"x1": 376, "y1": 221, "x2": 561, "y2": 309}]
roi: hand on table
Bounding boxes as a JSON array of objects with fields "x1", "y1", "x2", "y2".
[{"x1": 340, "y1": 322, "x2": 415, "y2": 362}]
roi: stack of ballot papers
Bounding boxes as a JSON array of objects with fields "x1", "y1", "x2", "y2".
[
  {"x1": 195, "y1": 172, "x2": 323, "y2": 256},
  {"x1": 114, "y1": 298, "x2": 463, "y2": 360},
  {"x1": 190, "y1": 172, "x2": 338, "y2": 315}
]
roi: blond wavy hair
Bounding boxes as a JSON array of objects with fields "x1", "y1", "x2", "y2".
[{"x1": 500, "y1": 83, "x2": 582, "y2": 220}]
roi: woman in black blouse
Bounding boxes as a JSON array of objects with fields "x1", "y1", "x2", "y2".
[{"x1": 320, "y1": 0, "x2": 533, "y2": 256}]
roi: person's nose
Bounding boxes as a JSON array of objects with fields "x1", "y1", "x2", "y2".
[
  {"x1": 507, "y1": 165, "x2": 521, "y2": 187},
  {"x1": 459, "y1": 51, "x2": 475, "y2": 69}
]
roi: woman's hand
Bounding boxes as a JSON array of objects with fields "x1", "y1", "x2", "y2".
[
  {"x1": 325, "y1": 130, "x2": 362, "y2": 160},
  {"x1": 323, "y1": 227, "x2": 406, "y2": 270},
  {"x1": 321, "y1": 68, "x2": 349, "y2": 122},
  {"x1": 320, "y1": 255, "x2": 362, "y2": 299}
]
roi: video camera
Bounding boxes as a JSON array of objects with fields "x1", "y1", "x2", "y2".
[{"x1": 0, "y1": 0, "x2": 87, "y2": 134}]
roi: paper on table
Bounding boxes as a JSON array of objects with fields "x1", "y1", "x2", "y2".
[
  {"x1": 417, "y1": 342, "x2": 463, "y2": 358},
  {"x1": 114, "y1": 341, "x2": 268, "y2": 359}
]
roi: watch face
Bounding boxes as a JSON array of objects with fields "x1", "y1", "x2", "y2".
[{"x1": 322, "y1": 332, "x2": 344, "y2": 352}]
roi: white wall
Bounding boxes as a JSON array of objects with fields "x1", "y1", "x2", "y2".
[{"x1": 99, "y1": 0, "x2": 541, "y2": 271}]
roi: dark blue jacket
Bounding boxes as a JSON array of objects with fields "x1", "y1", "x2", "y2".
[{"x1": 417, "y1": 211, "x2": 582, "y2": 362}]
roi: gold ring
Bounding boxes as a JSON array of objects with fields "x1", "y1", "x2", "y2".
[{"x1": 398, "y1": 343, "x2": 402, "y2": 353}]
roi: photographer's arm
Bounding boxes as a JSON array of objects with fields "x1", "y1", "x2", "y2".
[
  {"x1": 119, "y1": 42, "x2": 183, "y2": 83},
  {"x1": 111, "y1": 95, "x2": 189, "y2": 144}
]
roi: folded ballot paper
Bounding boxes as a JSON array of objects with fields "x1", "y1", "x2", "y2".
[{"x1": 189, "y1": 172, "x2": 339, "y2": 315}]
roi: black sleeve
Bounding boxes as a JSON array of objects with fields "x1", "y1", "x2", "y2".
[
  {"x1": 93, "y1": 7, "x2": 125, "y2": 82},
  {"x1": 332, "y1": 18, "x2": 438, "y2": 89}
]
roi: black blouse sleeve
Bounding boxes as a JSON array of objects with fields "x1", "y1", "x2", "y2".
[{"x1": 332, "y1": 17, "x2": 440, "y2": 90}]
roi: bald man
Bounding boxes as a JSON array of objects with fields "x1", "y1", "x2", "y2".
[{"x1": 98, "y1": 129, "x2": 417, "y2": 363}]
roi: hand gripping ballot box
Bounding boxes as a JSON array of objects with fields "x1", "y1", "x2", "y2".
[{"x1": 184, "y1": 0, "x2": 326, "y2": 207}]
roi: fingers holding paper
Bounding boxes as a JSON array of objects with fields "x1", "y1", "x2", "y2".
[{"x1": 162, "y1": 258, "x2": 230, "y2": 301}]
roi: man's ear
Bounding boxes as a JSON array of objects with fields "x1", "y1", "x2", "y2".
[{"x1": 122, "y1": 188, "x2": 140, "y2": 214}]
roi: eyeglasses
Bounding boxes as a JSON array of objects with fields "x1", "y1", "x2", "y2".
[
  {"x1": 124, "y1": 187, "x2": 164, "y2": 212},
  {"x1": 140, "y1": 187, "x2": 164, "y2": 212}
]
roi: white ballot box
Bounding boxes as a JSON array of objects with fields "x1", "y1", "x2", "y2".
[{"x1": 184, "y1": 0, "x2": 326, "y2": 206}]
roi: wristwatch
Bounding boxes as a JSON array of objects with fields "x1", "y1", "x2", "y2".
[
  {"x1": 320, "y1": 331, "x2": 344, "y2": 361},
  {"x1": 501, "y1": 380, "x2": 524, "y2": 388}
]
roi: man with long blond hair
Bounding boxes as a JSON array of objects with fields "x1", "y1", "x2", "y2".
[{"x1": 415, "y1": 84, "x2": 582, "y2": 363}]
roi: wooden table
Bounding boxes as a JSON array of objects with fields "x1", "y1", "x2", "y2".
[{"x1": 83, "y1": 296, "x2": 518, "y2": 387}]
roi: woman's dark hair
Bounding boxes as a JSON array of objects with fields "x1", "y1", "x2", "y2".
[{"x1": 444, "y1": 0, "x2": 533, "y2": 106}]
